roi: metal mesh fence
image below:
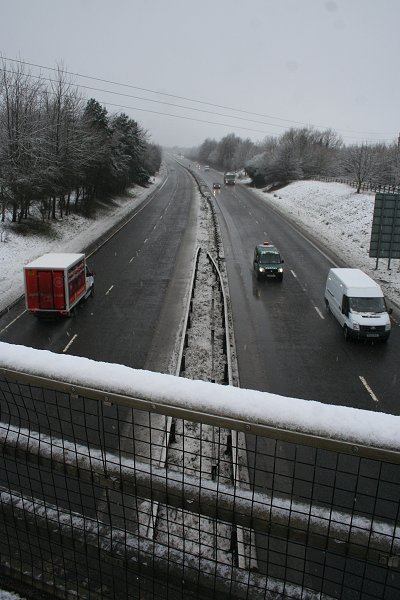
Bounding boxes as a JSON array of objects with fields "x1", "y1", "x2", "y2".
[{"x1": 0, "y1": 369, "x2": 399, "y2": 600}]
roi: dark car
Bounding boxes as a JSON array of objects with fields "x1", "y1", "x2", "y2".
[
  {"x1": 253, "y1": 241, "x2": 284, "y2": 281},
  {"x1": 213, "y1": 182, "x2": 221, "y2": 189}
]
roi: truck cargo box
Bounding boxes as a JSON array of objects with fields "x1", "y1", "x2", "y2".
[{"x1": 24, "y1": 253, "x2": 93, "y2": 317}]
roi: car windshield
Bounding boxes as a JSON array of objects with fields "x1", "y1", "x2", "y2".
[
  {"x1": 259, "y1": 252, "x2": 281, "y2": 264},
  {"x1": 349, "y1": 297, "x2": 386, "y2": 313}
]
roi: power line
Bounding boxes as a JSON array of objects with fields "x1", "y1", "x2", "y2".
[
  {"x1": 0, "y1": 68, "x2": 278, "y2": 137},
  {"x1": 0, "y1": 66, "x2": 394, "y2": 145},
  {"x1": 89, "y1": 100, "x2": 277, "y2": 136},
  {"x1": 0, "y1": 63, "x2": 394, "y2": 145},
  {"x1": 0, "y1": 67, "x2": 292, "y2": 133},
  {"x1": 1, "y1": 55, "x2": 396, "y2": 139}
]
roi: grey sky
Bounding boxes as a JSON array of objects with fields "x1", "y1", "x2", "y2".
[{"x1": 1, "y1": 0, "x2": 399, "y2": 148}]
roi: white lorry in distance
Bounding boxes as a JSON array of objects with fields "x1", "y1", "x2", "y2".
[
  {"x1": 224, "y1": 172, "x2": 236, "y2": 185},
  {"x1": 324, "y1": 268, "x2": 391, "y2": 341}
]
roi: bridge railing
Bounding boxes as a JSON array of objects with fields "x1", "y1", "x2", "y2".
[{"x1": 0, "y1": 345, "x2": 399, "y2": 599}]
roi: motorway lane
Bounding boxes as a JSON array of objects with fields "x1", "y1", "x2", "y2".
[
  {"x1": 201, "y1": 169, "x2": 400, "y2": 417},
  {"x1": 0, "y1": 162, "x2": 198, "y2": 372},
  {"x1": 0, "y1": 162, "x2": 199, "y2": 552},
  {"x1": 201, "y1": 168, "x2": 400, "y2": 598}
]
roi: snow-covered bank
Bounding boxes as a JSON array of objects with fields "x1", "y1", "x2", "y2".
[{"x1": 252, "y1": 180, "x2": 400, "y2": 308}]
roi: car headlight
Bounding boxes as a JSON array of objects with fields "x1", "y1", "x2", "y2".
[
  {"x1": 259, "y1": 267, "x2": 265, "y2": 273},
  {"x1": 278, "y1": 268, "x2": 283, "y2": 273},
  {"x1": 385, "y1": 323, "x2": 391, "y2": 331},
  {"x1": 353, "y1": 323, "x2": 360, "y2": 331}
]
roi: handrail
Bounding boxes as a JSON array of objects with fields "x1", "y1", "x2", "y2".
[{"x1": 2, "y1": 366, "x2": 400, "y2": 463}]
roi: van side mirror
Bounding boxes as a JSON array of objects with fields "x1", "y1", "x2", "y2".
[
  {"x1": 388, "y1": 307, "x2": 393, "y2": 315},
  {"x1": 281, "y1": 259, "x2": 284, "y2": 264}
]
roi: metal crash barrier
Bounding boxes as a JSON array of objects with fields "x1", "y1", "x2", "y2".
[{"x1": 0, "y1": 360, "x2": 399, "y2": 600}]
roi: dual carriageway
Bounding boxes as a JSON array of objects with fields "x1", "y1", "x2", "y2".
[{"x1": 0, "y1": 159, "x2": 400, "y2": 599}]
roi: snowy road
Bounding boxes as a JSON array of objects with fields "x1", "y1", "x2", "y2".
[
  {"x1": 199, "y1": 168, "x2": 400, "y2": 417},
  {"x1": 0, "y1": 162, "x2": 198, "y2": 375}
]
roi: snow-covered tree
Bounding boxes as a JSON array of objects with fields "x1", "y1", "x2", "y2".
[
  {"x1": 0, "y1": 60, "x2": 44, "y2": 222},
  {"x1": 198, "y1": 138, "x2": 218, "y2": 165},
  {"x1": 341, "y1": 143, "x2": 378, "y2": 193}
]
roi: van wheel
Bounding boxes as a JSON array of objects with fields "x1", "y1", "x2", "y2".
[{"x1": 325, "y1": 299, "x2": 330, "y2": 314}]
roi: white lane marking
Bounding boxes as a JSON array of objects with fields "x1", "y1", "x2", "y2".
[
  {"x1": 255, "y1": 220, "x2": 259, "y2": 224},
  {"x1": 86, "y1": 175, "x2": 169, "y2": 260},
  {"x1": 129, "y1": 257, "x2": 134, "y2": 263},
  {"x1": 0, "y1": 310, "x2": 26, "y2": 335},
  {"x1": 63, "y1": 334, "x2": 78, "y2": 354},
  {"x1": 291, "y1": 270, "x2": 324, "y2": 319},
  {"x1": 359, "y1": 376, "x2": 379, "y2": 402},
  {"x1": 144, "y1": 238, "x2": 148, "y2": 244},
  {"x1": 105, "y1": 285, "x2": 114, "y2": 295},
  {"x1": 263, "y1": 232, "x2": 268, "y2": 237},
  {"x1": 291, "y1": 269, "x2": 307, "y2": 292},
  {"x1": 159, "y1": 178, "x2": 168, "y2": 191}
]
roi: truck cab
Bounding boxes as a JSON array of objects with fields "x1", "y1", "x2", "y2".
[
  {"x1": 84, "y1": 265, "x2": 95, "y2": 298},
  {"x1": 224, "y1": 172, "x2": 236, "y2": 185},
  {"x1": 253, "y1": 242, "x2": 284, "y2": 281}
]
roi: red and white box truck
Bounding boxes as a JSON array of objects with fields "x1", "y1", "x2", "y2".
[{"x1": 24, "y1": 253, "x2": 94, "y2": 317}]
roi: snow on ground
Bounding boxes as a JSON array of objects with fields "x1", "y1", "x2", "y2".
[{"x1": 252, "y1": 180, "x2": 400, "y2": 308}]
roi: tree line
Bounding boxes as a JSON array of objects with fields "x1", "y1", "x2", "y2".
[
  {"x1": 186, "y1": 130, "x2": 400, "y2": 193},
  {"x1": 0, "y1": 61, "x2": 162, "y2": 224}
]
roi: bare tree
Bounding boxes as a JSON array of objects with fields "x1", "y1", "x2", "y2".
[
  {"x1": 342, "y1": 143, "x2": 377, "y2": 193},
  {"x1": 232, "y1": 138, "x2": 257, "y2": 171},
  {"x1": 215, "y1": 133, "x2": 241, "y2": 171},
  {"x1": 41, "y1": 64, "x2": 86, "y2": 218},
  {"x1": 0, "y1": 59, "x2": 44, "y2": 221}
]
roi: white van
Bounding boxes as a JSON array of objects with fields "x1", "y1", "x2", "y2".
[{"x1": 324, "y1": 268, "x2": 391, "y2": 341}]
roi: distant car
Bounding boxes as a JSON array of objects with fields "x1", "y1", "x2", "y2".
[
  {"x1": 213, "y1": 182, "x2": 221, "y2": 189},
  {"x1": 204, "y1": 165, "x2": 210, "y2": 171}
]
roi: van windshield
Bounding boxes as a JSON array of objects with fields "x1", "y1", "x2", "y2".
[
  {"x1": 349, "y1": 297, "x2": 386, "y2": 313},
  {"x1": 259, "y1": 253, "x2": 281, "y2": 264}
]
